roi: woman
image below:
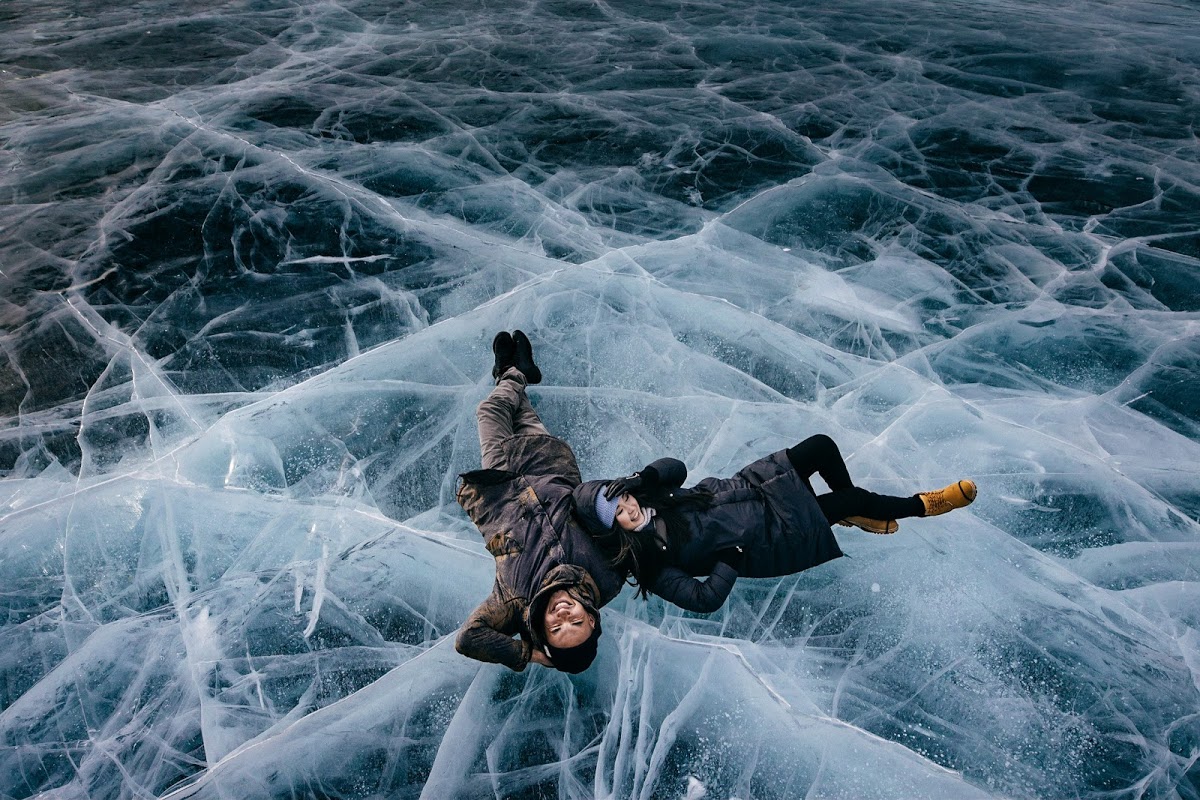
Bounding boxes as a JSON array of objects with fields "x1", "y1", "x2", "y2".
[
  {"x1": 454, "y1": 331, "x2": 626, "y2": 673},
  {"x1": 572, "y1": 435, "x2": 976, "y2": 612}
]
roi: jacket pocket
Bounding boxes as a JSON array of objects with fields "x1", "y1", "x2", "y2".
[
  {"x1": 456, "y1": 470, "x2": 518, "y2": 526},
  {"x1": 485, "y1": 530, "x2": 523, "y2": 558},
  {"x1": 505, "y1": 483, "x2": 542, "y2": 551}
]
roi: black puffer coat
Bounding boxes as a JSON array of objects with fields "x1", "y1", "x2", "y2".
[
  {"x1": 455, "y1": 433, "x2": 626, "y2": 671},
  {"x1": 573, "y1": 450, "x2": 842, "y2": 613}
]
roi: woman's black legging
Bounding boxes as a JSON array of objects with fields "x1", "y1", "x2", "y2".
[{"x1": 785, "y1": 435, "x2": 925, "y2": 523}]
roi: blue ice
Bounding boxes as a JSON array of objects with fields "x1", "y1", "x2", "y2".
[{"x1": 1, "y1": 0, "x2": 1198, "y2": 797}]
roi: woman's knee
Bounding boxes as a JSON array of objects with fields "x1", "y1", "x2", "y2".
[
  {"x1": 801, "y1": 433, "x2": 837, "y2": 451},
  {"x1": 789, "y1": 433, "x2": 838, "y2": 460}
]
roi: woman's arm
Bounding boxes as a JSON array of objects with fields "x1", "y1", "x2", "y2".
[
  {"x1": 454, "y1": 593, "x2": 531, "y2": 671},
  {"x1": 607, "y1": 458, "x2": 689, "y2": 499},
  {"x1": 641, "y1": 458, "x2": 687, "y2": 490},
  {"x1": 650, "y1": 561, "x2": 738, "y2": 613}
]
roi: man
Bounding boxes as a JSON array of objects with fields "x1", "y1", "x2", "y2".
[{"x1": 454, "y1": 331, "x2": 624, "y2": 673}]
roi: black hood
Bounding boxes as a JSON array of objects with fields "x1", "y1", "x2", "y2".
[
  {"x1": 571, "y1": 479, "x2": 617, "y2": 537},
  {"x1": 543, "y1": 623, "x2": 601, "y2": 674}
]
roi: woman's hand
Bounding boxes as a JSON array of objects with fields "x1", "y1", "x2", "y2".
[
  {"x1": 604, "y1": 472, "x2": 644, "y2": 499},
  {"x1": 530, "y1": 648, "x2": 555, "y2": 667}
]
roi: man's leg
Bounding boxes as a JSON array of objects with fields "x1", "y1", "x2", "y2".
[{"x1": 477, "y1": 368, "x2": 549, "y2": 470}]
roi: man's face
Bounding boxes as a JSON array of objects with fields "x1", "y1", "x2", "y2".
[{"x1": 542, "y1": 588, "x2": 595, "y2": 648}]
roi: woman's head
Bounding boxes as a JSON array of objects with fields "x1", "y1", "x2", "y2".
[
  {"x1": 573, "y1": 478, "x2": 697, "y2": 600},
  {"x1": 615, "y1": 493, "x2": 647, "y2": 531},
  {"x1": 594, "y1": 491, "x2": 650, "y2": 532}
]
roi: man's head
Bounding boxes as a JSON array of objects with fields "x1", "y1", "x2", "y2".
[
  {"x1": 541, "y1": 588, "x2": 596, "y2": 648},
  {"x1": 537, "y1": 587, "x2": 602, "y2": 673}
]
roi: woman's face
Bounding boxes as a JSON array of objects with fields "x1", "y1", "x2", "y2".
[
  {"x1": 614, "y1": 493, "x2": 645, "y2": 532},
  {"x1": 542, "y1": 588, "x2": 595, "y2": 648}
]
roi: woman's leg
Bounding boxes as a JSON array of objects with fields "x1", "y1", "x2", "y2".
[
  {"x1": 787, "y1": 434, "x2": 949, "y2": 529},
  {"x1": 785, "y1": 434, "x2": 855, "y2": 492},
  {"x1": 815, "y1": 487, "x2": 924, "y2": 525},
  {"x1": 476, "y1": 367, "x2": 549, "y2": 469}
]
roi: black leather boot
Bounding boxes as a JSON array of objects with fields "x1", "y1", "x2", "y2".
[
  {"x1": 512, "y1": 330, "x2": 542, "y2": 384},
  {"x1": 492, "y1": 331, "x2": 516, "y2": 381}
]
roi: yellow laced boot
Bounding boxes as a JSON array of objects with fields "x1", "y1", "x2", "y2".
[
  {"x1": 919, "y1": 479, "x2": 977, "y2": 517},
  {"x1": 838, "y1": 516, "x2": 899, "y2": 535}
]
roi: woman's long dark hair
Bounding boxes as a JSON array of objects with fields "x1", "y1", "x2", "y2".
[{"x1": 594, "y1": 486, "x2": 714, "y2": 600}]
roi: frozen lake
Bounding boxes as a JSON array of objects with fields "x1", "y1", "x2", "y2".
[{"x1": 1, "y1": 0, "x2": 1198, "y2": 797}]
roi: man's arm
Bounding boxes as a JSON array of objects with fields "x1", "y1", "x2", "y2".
[{"x1": 455, "y1": 592, "x2": 532, "y2": 671}]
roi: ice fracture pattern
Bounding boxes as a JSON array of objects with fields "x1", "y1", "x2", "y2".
[{"x1": 1, "y1": 0, "x2": 1198, "y2": 797}]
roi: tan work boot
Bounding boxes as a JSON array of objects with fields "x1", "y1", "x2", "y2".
[
  {"x1": 838, "y1": 516, "x2": 899, "y2": 535},
  {"x1": 919, "y1": 479, "x2": 977, "y2": 517}
]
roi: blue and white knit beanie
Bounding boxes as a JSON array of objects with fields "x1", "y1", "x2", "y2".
[{"x1": 594, "y1": 493, "x2": 620, "y2": 529}]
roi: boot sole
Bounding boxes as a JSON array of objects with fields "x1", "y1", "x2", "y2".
[
  {"x1": 492, "y1": 331, "x2": 516, "y2": 379},
  {"x1": 512, "y1": 329, "x2": 542, "y2": 384}
]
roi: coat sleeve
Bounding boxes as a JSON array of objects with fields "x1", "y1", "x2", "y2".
[
  {"x1": 641, "y1": 457, "x2": 687, "y2": 490},
  {"x1": 455, "y1": 591, "x2": 531, "y2": 671},
  {"x1": 650, "y1": 562, "x2": 738, "y2": 613}
]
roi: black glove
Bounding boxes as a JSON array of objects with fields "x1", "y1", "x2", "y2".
[
  {"x1": 604, "y1": 465, "x2": 662, "y2": 500},
  {"x1": 604, "y1": 472, "x2": 643, "y2": 500},
  {"x1": 715, "y1": 546, "x2": 744, "y2": 571}
]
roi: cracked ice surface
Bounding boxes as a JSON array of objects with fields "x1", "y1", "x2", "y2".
[{"x1": 1, "y1": 0, "x2": 1198, "y2": 797}]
